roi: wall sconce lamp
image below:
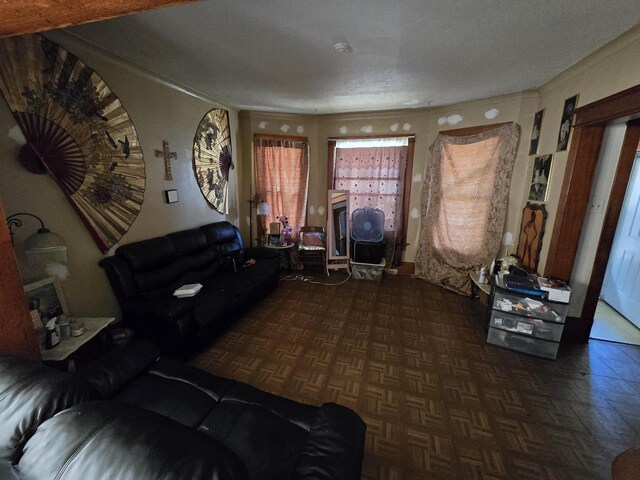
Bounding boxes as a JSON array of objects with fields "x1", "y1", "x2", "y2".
[
  {"x1": 6, "y1": 213, "x2": 67, "y2": 266},
  {"x1": 248, "y1": 194, "x2": 270, "y2": 248}
]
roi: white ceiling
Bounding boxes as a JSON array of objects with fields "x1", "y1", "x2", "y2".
[{"x1": 66, "y1": 0, "x2": 640, "y2": 114}]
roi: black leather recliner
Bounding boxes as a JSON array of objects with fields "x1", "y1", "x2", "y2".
[
  {"x1": 99, "y1": 221, "x2": 280, "y2": 355},
  {"x1": 0, "y1": 342, "x2": 366, "y2": 480}
]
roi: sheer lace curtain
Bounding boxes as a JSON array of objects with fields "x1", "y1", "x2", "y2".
[
  {"x1": 334, "y1": 137, "x2": 408, "y2": 265},
  {"x1": 254, "y1": 135, "x2": 309, "y2": 236},
  {"x1": 415, "y1": 123, "x2": 520, "y2": 294}
]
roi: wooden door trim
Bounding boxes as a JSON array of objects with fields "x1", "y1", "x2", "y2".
[
  {"x1": 579, "y1": 120, "x2": 640, "y2": 342},
  {"x1": 544, "y1": 83, "x2": 640, "y2": 342},
  {"x1": 544, "y1": 125, "x2": 606, "y2": 279},
  {"x1": 546, "y1": 84, "x2": 640, "y2": 280},
  {"x1": 574, "y1": 84, "x2": 640, "y2": 127}
]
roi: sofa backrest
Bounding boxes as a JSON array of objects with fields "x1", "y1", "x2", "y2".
[
  {"x1": 0, "y1": 356, "x2": 99, "y2": 468},
  {"x1": 17, "y1": 401, "x2": 249, "y2": 480},
  {"x1": 100, "y1": 221, "x2": 244, "y2": 302}
]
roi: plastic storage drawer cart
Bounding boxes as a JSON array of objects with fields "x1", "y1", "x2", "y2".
[{"x1": 486, "y1": 277, "x2": 569, "y2": 359}]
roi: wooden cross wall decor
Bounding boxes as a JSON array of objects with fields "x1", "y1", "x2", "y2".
[{"x1": 155, "y1": 140, "x2": 177, "y2": 181}]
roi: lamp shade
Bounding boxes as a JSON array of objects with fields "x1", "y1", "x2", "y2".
[
  {"x1": 256, "y1": 201, "x2": 270, "y2": 216},
  {"x1": 502, "y1": 231, "x2": 514, "y2": 246},
  {"x1": 23, "y1": 228, "x2": 67, "y2": 265}
]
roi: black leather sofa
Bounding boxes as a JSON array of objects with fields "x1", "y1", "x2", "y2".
[
  {"x1": 0, "y1": 342, "x2": 366, "y2": 480},
  {"x1": 99, "y1": 222, "x2": 280, "y2": 355}
]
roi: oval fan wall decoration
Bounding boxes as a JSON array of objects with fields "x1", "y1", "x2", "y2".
[
  {"x1": 192, "y1": 108, "x2": 233, "y2": 214},
  {"x1": 0, "y1": 34, "x2": 145, "y2": 253}
]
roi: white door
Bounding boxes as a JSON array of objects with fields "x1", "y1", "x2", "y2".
[{"x1": 601, "y1": 151, "x2": 640, "y2": 328}]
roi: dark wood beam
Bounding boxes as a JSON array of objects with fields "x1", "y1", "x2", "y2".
[
  {"x1": 0, "y1": 0, "x2": 199, "y2": 39},
  {"x1": 0, "y1": 198, "x2": 41, "y2": 360}
]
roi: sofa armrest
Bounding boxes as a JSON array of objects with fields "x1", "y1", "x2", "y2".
[
  {"x1": 293, "y1": 403, "x2": 366, "y2": 480},
  {"x1": 79, "y1": 341, "x2": 160, "y2": 398},
  {"x1": 244, "y1": 247, "x2": 279, "y2": 259},
  {"x1": 123, "y1": 296, "x2": 192, "y2": 324}
]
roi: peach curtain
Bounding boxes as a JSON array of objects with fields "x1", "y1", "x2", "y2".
[
  {"x1": 415, "y1": 123, "x2": 520, "y2": 294},
  {"x1": 254, "y1": 136, "x2": 309, "y2": 235}
]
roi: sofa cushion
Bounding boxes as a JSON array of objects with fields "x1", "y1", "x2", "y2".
[
  {"x1": 167, "y1": 228, "x2": 208, "y2": 255},
  {"x1": 196, "y1": 383, "x2": 318, "y2": 480},
  {"x1": 201, "y1": 222, "x2": 243, "y2": 258},
  {"x1": 79, "y1": 341, "x2": 161, "y2": 398},
  {"x1": 117, "y1": 236, "x2": 177, "y2": 271},
  {"x1": 135, "y1": 260, "x2": 188, "y2": 296},
  {"x1": 0, "y1": 356, "x2": 99, "y2": 465},
  {"x1": 189, "y1": 285, "x2": 234, "y2": 329},
  {"x1": 114, "y1": 358, "x2": 236, "y2": 428},
  {"x1": 18, "y1": 401, "x2": 249, "y2": 480},
  {"x1": 200, "y1": 400, "x2": 308, "y2": 480}
]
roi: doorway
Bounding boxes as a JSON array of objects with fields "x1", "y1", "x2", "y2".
[{"x1": 590, "y1": 149, "x2": 640, "y2": 345}]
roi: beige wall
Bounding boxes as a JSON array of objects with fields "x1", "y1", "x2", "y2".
[
  {"x1": 0, "y1": 31, "x2": 239, "y2": 319},
  {"x1": 239, "y1": 24, "x2": 640, "y2": 297},
  {"x1": 535, "y1": 25, "x2": 640, "y2": 315},
  {"x1": 240, "y1": 92, "x2": 539, "y2": 264},
  {"x1": 2, "y1": 24, "x2": 640, "y2": 321}
]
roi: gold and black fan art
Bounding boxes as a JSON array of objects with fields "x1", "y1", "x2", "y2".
[
  {"x1": 193, "y1": 108, "x2": 233, "y2": 214},
  {"x1": 0, "y1": 34, "x2": 145, "y2": 253}
]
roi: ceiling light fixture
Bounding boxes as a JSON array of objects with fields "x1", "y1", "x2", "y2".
[{"x1": 333, "y1": 42, "x2": 352, "y2": 54}]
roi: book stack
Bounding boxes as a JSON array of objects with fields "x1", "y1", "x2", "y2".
[
  {"x1": 501, "y1": 274, "x2": 545, "y2": 297},
  {"x1": 537, "y1": 277, "x2": 571, "y2": 303},
  {"x1": 173, "y1": 283, "x2": 203, "y2": 298}
]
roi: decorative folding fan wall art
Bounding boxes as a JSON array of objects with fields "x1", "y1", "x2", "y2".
[
  {"x1": 0, "y1": 34, "x2": 145, "y2": 253},
  {"x1": 192, "y1": 108, "x2": 233, "y2": 214}
]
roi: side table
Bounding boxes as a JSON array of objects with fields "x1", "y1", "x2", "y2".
[
  {"x1": 469, "y1": 271, "x2": 491, "y2": 298},
  {"x1": 42, "y1": 317, "x2": 115, "y2": 371},
  {"x1": 264, "y1": 243, "x2": 296, "y2": 269}
]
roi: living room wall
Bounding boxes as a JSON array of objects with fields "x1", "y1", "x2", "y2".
[
  {"x1": 239, "y1": 24, "x2": 640, "y2": 291},
  {"x1": 239, "y1": 93, "x2": 539, "y2": 264},
  {"x1": 0, "y1": 31, "x2": 240, "y2": 319},
  {"x1": 2, "y1": 25, "x2": 639, "y2": 323}
]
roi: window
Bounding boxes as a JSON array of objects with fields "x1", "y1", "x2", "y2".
[
  {"x1": 254, "y1": 135, "x2": 309, "y2": 236},
  {"x1": 328, "y1": 136, "x2": 415, "y2": 264}
]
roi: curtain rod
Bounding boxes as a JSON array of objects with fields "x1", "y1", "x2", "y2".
[
  {"x1": 328, "y1": 134, "x2": 415, "y2": 141},
  {"x1": 254, "y1": 134, "x2": 308, "y2": 142}
]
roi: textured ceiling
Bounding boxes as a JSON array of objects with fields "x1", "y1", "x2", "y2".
[{"x1": 67, "y1": 0, "x2": 640, "y2": 114}]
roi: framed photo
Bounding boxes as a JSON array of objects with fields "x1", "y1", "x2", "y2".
[
  {"x1": 528, "y1": 154, "x2": 553, "y2": 202},
  {"x1": 24, "y1": 277, "x2": 68, "y2": 323},
  {"x1": 164, "y1": 189, "x2": 179, "y2": 204},
  {"x1": 529, "y1": 109, "x2": 544, "y2": 155},
  {"x1": 516, "y1": 203, "x2": 548, "y2": 274},
  {"x1": 557, "y1": 94, "x2": 579, "y2": 152}
]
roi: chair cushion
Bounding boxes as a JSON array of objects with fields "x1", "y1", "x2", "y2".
[{"x1": 302, "y1": 231, "x2": 324, "y2": 247}]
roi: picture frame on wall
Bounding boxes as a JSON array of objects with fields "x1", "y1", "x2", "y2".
[
  {"x1": 557, "y1": 94, "x2": 579, "y2": 152},
  {"x1": 529, "y1": 109, "x2": 544, "y2": 155},
  {"x1": 164, "y1": 189, "x2": 179, "y2": 204},
  {"x1": 528, "y1": 154, "x2": 553, "y2": 202},
  {"x1": 516, "y1": 203, "x2": 548, "y2": 274},
  {"x1": 24, "y1": 276, "x2": 68, "y2": 323}
]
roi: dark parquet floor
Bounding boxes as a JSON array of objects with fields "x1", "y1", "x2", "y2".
[{"x1": 192, "y1": 273, "x2": 640, "y2": 479}]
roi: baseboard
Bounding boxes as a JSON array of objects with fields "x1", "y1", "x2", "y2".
[{"x1": 396, "y1": 262, "x2": 415, "y2": 275}]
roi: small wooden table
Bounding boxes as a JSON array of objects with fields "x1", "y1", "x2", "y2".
[
  {"x1": 470, "y1": 271, "x2": 491, "y2": 298},
  {"x1": 265, "y1": 243, "x2": 296, "y2": 269},
  {"x1": 42, "y1": 317, "x2": 115, "y2": 370}
]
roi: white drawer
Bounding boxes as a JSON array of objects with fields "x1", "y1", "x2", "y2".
[
  {"x1": 489, "y1": 310, "x2": 564, "y2": 342},
  {"x1": 493, "y1": 290, "x2": 568, "y2": 323},
  {"x1": 487, "y1": 327, "x2": 559, "y2": 360}
]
